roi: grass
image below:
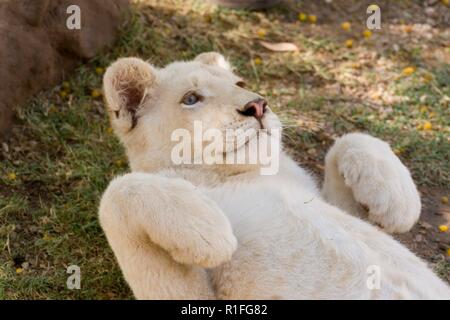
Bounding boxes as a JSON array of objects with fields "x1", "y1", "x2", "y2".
[{"x1": 0, "y1": 0, "x2": 449, "y2": 299}]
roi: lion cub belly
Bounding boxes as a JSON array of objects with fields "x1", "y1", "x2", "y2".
[
  {"x1": 203, "y1": 180, "x2": 450, "y2": 299},
  {"x1": 203, "y1": 181, "x2": 369, "y2": 299}
]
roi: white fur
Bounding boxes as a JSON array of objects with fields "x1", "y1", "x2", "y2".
[{"x1": 99, "y1": 53, "x2": 450, "y2": 299}]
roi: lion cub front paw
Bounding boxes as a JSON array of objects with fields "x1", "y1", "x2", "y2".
[
  {"x1": 335, "y1": 134, "x2": 421, "y2": 233},
  {"x1": 170, "y1": 226, "x2": 238, "y2": 268},
  {"x1": 163, "y1": 192, "x2": 238, "y2": 268}
]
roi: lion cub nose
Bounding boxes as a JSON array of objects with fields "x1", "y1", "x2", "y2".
[{"x1": 238, "y1": 98, "x2": 268, "y2": 119}]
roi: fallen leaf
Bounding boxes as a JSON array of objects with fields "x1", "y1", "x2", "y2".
[{"x1": 259, "y1": 41, "x2": 299, "y2": 52}]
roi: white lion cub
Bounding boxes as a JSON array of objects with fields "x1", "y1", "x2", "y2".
[{"x1": 99, "y1": 52, "x2": 450, "y2": 299}]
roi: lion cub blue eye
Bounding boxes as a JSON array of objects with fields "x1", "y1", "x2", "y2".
[
  {"x1": 181, "y1": 92, "x2": 202, "y2": 106},
  {"x1": 236, "y1": 81, "x2": 246, "y2": 88}
]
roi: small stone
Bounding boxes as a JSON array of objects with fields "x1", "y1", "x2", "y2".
[
  {"x1": 425, "y1": 7, "x2": 436, "y2": 17},
  {"x1": 307, "y1": 148, "x2": 316, "y2": 155},
  {"x1": 420, "y1": 221, "x2": 433, "y2": 229}
]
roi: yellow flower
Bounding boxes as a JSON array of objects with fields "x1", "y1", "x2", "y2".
[
  {"x1": 441, "y1": 196, "x2": 449, "y2": 204},
  {"x1": 419, "y1": 105, "x2": 428, "y2": 113},
  {"x1": 106, "y1": 127, "x2": 114, "y2": 134},
  {"x1": 422, "y1": 121, "x2": 432, "y2": 131},
  {"x1": 48, "y1": 105, "x2": 57, "y2": 113},
  {"x1": 447, "y1": 248, "x2": 450, "y2": 257},
  {"x1": 254, "y1": 57, "x2": 262, "y2": 65},
  {"x1": 91, "y1": 89, "x2": 102, "y2": 98},
  {"x1": 308, "y1": 15, "x2": 317, "y2": 24},
  {"x1": 422, "y1": 73, "x2": 433, "y2": 83},
  {"x1": 115, "y1": 160, "x2": 124, "y2": 167},
  {"x1": 16, "y1": 268, "x2": 23, "y2": 274},
  {"x1": 59, "y1": 90, "x2": 68, "y2": 98},
  {"x1": 393, "y1": 148, "x2": 403, "y2": 156},
  {"x1": 402, "y1": 66, "x2": 415, "y2": 76},
  {"x1": 403, "y1": 25, "x2": 413, "y2": 33},
  {"x1": 345, "y1": 39, "x2": 354, "y2": 48},
  {"x1": 438, "y1": 225, "x2": 448, "y2": 232},
  {"x1": 203, "y1": 14, "x2": 212, "y2": 23},
  {"x1": 368, "y1": 4, "x2": 380, "y2": 11},
  {"x1": 298, "y1": 12, "x2": 307, "y2": 22},
  {"x1": 95, "y1": 67, "x2": 105, "y2": 75},
  {"x1": 7, "y1": 172, "x2": 16, "y2": 181},
  {"x1": 257, "y1": 29, "x2": 266, "y2": 38},
  {"x1": 362, "y1": 29, "x2": 372, "y2": 38},
  {"x1": 62, "y1": 81, "x2": 70, "y2": 89},
  {"x1": 341, "y1": 22, "x2": 351, "y2": 31},
  {"x1": 43, "y1": 233, "x2": 53, "y2": 241}
]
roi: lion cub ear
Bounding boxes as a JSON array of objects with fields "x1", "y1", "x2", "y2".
[
  {"x1": 194, "y1": 52, "x2": 232, "y2": 71},
  {"x1": 103, "y1": 57, "x2": 157, "y2": 133}
]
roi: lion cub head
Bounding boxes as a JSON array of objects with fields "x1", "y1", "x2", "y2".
[{"x1": 103, "y1": 52, "x2": 281, "y2": 175}]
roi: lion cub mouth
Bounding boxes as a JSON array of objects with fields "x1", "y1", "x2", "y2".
[{"x1": 227, "y1": 118, "x2": 274, "y2": 153}]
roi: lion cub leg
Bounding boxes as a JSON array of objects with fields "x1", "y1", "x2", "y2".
[
  {"x1": 322, "y1": 133, "x2": 421, "y2": 233},
  {"x1": 99, "y1": 172, "x2": 237, "y2": 299}
]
